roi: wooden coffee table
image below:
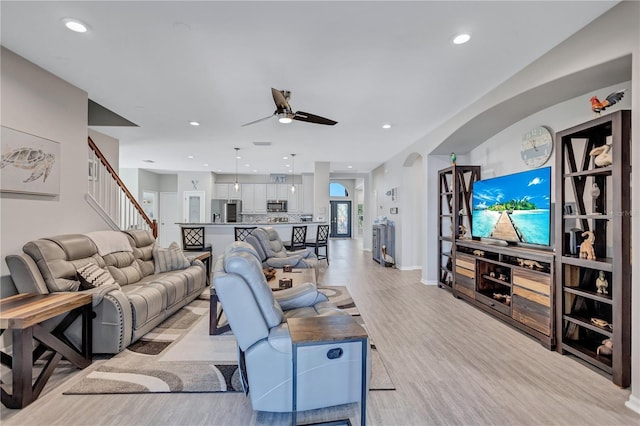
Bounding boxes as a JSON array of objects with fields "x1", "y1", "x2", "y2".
[
  {"x1": 0, "y1": 293, "x2": 93, "y2": 408},
  {"x1": 269, "y1": 267, "x2": 316, "y2": 290}
]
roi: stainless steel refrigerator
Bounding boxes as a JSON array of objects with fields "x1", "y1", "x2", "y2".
[{"x1": 211, "y1": 199, "x2": 242, "y2": 223}]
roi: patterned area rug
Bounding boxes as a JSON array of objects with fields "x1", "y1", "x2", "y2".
[{"x1": 64, "y1": 286, "x2": 394, "y2": 395}]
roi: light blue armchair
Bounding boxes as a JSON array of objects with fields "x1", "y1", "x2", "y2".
[{"x1": 213, "y1": 242, "x2": 370, "y2": 413}]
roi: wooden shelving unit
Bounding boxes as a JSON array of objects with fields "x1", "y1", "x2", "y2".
[
  {"x1": 554, "y1": 109, "x2": 631, "y2": 387},
  {"x1": 437, "y1": 165, "x2": 480, "y2": 290}
]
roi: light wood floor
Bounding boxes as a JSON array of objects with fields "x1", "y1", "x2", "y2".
[{"x1": 2, "y1": 239, "x2": 638, "y2": 425}]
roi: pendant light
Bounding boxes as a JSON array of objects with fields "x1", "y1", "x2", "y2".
[
  {"x1": 290, "y1": 153, "x2": 296, "y2": 193},
  {"x1": 234, "y1": 148, "x2": 240, "y2": 192}
]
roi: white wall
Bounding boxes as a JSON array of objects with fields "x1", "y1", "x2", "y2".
[
  {"x1": 88, "y1": 128, "x2": 119, "y2": 171},
  {"x1": 302, "y1": 173, "x2": 313, "y2": 213},
  {"x1": 314, "y1": 162, "x2": 330, "y2": 222},
  {"x1": 0, "y1": 47, "x2": 108, "y2": 296},
  {"x1": 177, "y1": 171, "x2": 214, "y2": 222},
  {"x1": 399, "y1": 153, "x2": 423, "y2": 270},
  {"x1": 469, "y1": 81, "x2": 631, "y2": 180}
]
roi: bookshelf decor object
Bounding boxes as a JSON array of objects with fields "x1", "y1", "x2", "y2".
[
  {"x1": 437, "y1": 165, "x2": 480, "y2": 290},
  {"x1": 554, "y1": 110, "x2": 631, "y2": 387}
]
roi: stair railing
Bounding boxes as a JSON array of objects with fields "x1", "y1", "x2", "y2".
[{"x1": 87, "y1": 137, "x2": 158, "y2": 237}]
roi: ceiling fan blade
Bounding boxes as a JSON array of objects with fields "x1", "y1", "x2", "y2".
[
  {"x1": 271, "y1": 88, "x2": 291, "y2": 111},
  {"x1": 241, "y1": 112, "x2": 275, "y2": 127},
  {"x1": 293, "y1": 111, "x2": 338, "y2": 126}
]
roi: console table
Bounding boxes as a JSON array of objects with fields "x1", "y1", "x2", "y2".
[
  {"x1": 454, "y1": 240, "x2": 555, "y2": 348},
  {"x1": 288, "y1": 315, "x2": 368, "y2": 426},
  {"x1": 0, "y1": 293, "x2": 93, "y2": 408}
]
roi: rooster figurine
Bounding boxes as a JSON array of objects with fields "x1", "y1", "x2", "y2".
[{"x1": 590, "y1": 89, "x2": 625, "y2": 116}]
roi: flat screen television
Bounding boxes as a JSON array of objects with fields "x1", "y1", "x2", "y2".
[{"x1": 471, "y1": 167, "x2": 551, "y2": 247}]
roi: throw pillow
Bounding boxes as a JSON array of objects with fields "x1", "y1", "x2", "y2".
[
  {"x1": 153, "y1": 242, "x2": 191, "y2": 273},
  {"x1": 77, "y1": 263, "x2": 116, "y2": 290}
]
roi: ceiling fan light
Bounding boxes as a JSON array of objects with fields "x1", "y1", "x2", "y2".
[{"x1": 278, "y1": 113, "x2": 293, "y2": 124}]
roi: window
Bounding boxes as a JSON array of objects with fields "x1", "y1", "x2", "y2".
[{"x1": 330, "y1": 182, "x2": 348, "y2": 197}]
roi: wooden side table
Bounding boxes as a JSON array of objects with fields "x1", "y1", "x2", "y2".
[
  {"x1": 186, "y1": 250, "x2": 212, "y2": 286},
  {"x1": 0, "y1": 293, "x2": 93, "y2": 409},
  {"x1": 288, "y1": 315, "x2": 368, "y2": 426}
]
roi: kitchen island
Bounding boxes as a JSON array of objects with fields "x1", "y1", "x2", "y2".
[{"x1": 177, "y1": 222, "x2": 327, "y2": 259}]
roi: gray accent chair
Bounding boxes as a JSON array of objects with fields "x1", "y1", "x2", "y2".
[
  {"x1": 213, "y1": 242, "x2": 370, "y2": 413},
  {"x1": 245, "y1": 227, "x2": 318, "y2": 273}
]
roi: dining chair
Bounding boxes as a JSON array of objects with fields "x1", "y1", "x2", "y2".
[
  {"x1": 234, "y1": 226, "x2": 257, "y2": 242},
  {"x1": 181, "y1": 226, "x2": 212, "y2": 253},
  {"x1": 305, "y1": 224, "x2": 329, "y2": 264},
  {"x1": 180, "y1": 226, "x2": 213, "y2": 285},
  {"x1": 283, "y1": 225, "x2": 307, "y2": 251}
]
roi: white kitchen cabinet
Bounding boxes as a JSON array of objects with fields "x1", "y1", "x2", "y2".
[
  {"x1": 254, "y1": 184, "x2": 267, "y2": 213},
  {"x1": 241, "y1": 183, "x2": 267, "y2": 213},
  {"x1": 266, "y1": 184, "x2": 276, "y2": 200},
  {"x1": 266, "y1": 183, "x2": 289, "y2": 201},
  {"x1": 215, "y1": 183, "x2": 241, "y2": 200},
  {"x1": 214, "y1": 183, "x2": 229, "y2": 200},
  {"x1": 288, "y1": 184, "x2": 303, "y2": 212},
  {"x1": 241, "y1": 184, "x2": 255, "y2": 212},
  {"x1": 277, "y1": 184, "x2": 289, "y2": 200}
]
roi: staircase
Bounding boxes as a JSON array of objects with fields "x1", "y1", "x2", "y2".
[{"x1": 87, "y1": 137, "x2": 158, "y2": 237}]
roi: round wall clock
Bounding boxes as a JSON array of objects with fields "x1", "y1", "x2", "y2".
[{"x1": 521, "y1": 126, "x2": 553, "y2": 168}]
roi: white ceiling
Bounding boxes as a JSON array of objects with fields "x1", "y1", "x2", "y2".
[{"x1": 0, "y1": 1, "x2": 616, "y2": 175}]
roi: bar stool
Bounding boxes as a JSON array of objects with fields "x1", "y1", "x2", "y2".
[
  {"x1": 305, "y1": 224, "x2": 329, "y2": 264},
  {"x1": 181, "y1": 226, "x2": 212, "y2": 253},
  {"x1": 181, "y1": 226, "x2": 212, "y2": 285},
  {"x1": 283, "y1": 225, "x2": 307, "y2": 251},
  {"x1": 234, "y1": 226, "x2": 257, "y2": 242}
]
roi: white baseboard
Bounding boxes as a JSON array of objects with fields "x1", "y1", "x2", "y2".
[
  {"x1": 421, "y1": 279, "x2": 438, "y2": 286},
  {"x1": 625, "y1": 394, "x2": 640, "y2": 414},
  {"x1": 397, "y1": 265, "x2": 421, "y2": 271}
]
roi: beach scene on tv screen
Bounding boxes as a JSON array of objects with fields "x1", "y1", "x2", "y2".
[{"x1": 472, "y1": 167, "x2": 551, "y2": 246}]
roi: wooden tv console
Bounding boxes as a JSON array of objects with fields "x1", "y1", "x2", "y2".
[{"x1": 454, "y1": 239, "x2": 555, "y2": 349}]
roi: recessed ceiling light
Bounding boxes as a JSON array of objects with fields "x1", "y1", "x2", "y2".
[
  {"x1": 252, "y1": 169, "x2": 258, "y2": 173},
  {"x1": 244, "y1": 164, "x2": 250, "y2": 167},
  {"x1": 63, "y1": 18, "x2": 88, "y2": 33},
  {"x1": 283, "y1": 156, "x2": 289, "y2": 160},
  {"x1": 452, "y1": 33, "x2": 471, "y2": 45},
  {"x1": 348, "y1": 165, "x2": 353, "y2": 169},
  {"x1": 285, "y1": 164, "x2": 290, "y2": 168},
  {"x1": 189, "y1": 121, "x2": 200, "y2": 126},
  {"x1": 203, "y1": 163, "x2": 209, "y2": 167},
  {"x1": 187, "y1": 155, "x2": 194, "y2": 159},
  {"x1": 382, "y1": 124, "x2": 391, "y2": 129}
]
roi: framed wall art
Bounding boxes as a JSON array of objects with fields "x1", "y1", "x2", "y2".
[{"x1": 1, "y1": 126, "x2": 60, "y2": 196}]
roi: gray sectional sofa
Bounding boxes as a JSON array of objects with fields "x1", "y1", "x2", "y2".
[{"x1": 5, "y1": 229, "x2": 206, "y2": 354}]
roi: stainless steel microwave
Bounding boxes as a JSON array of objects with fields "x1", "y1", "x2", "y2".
[{"x1": 267, "y1": 200, "x2": 287, "y2": 212}]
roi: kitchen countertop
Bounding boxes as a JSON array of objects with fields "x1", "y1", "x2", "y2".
[{"x1": 177, "y1": 222, "x2": 327, "y2": 226}]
